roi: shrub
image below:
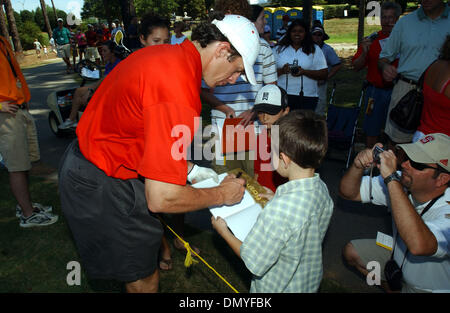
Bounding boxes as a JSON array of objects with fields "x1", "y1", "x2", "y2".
[{"x1": 18, "y1": 21, "x2": 49, "y2": 50}]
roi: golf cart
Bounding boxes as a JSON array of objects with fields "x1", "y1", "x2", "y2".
[
  {"x1": 47, "y1": 59, "x2": 102, "y2": 137},
  {"x1": 47, "y1": 30, "x2": 130, "y2": 137}
]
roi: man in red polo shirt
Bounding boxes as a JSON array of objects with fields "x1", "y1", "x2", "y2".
[
  {"x1": 352, "y1": 2, "x2": 401, "y2": 148},
  {"x1": 58, "y1": 14, "x2": 260, "y2": 293}
]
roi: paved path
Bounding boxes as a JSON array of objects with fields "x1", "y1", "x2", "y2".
[{"x1": 22, "y1": 59, "x2": 391, "y2": 293}]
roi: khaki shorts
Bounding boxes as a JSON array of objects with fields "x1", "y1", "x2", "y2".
[
  {"x1": 384, "y1": 80, "x2": 417, "y2": 144},
  {"x1": 56, "y1": 44, "x2": 71, "y2": 59},
  {"x1": 350, "y1": 238, "x2": 392, "y2": 281},
  {"x1": 85, "y1": 46, "x2": 100, "y2": 62},
  {"x1": 0, "y1": 109, "x2": 40, "y2": 172}
]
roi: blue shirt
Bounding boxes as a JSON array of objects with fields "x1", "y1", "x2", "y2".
[
  {"x1": 379, "y1": 4, "x2": 450, "y2": 81},
  {"x1": 52, "y1": 27, "x2": 71, "y2": 45},
  {"x1": 104, "y1": 58, "x2": 121, "y2": 76},
  {"x1": 320, "y1": 43, "x2": 341, "y2": 71}
]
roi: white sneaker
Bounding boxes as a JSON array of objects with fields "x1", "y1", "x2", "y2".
[
  {"x1": 19, "y1": 210, "x2": 58, "y2": 228},
  {"x1": 16, "y1": 203, "x2": 53, "y2": 218},
  {"x1": 58, "y1": 119, "x2": 76, "y2": 130}
]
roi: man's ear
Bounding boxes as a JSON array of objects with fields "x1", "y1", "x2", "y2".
[
  {"x1": 280, "y1": 152, "x2": 291, "y2": 169},
  {"x1": 214, "y1": 41, "x2": 231, "y2": 58},
  {"x1": 436, "y1": 172, "x2": 450, "y2": 188}
]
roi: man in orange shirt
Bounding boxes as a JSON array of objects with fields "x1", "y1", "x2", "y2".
[
  {"x1": 58, "y1": 15, "x2": 260, "y2": 293},
  {"x1": 0, "y1": 36, "x2": 58, "y2": 227}
]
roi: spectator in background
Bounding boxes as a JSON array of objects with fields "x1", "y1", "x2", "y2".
[
  {"x1": 58, "y1": 40, "x2": 126, "y2": 130},
  {"x1": 276, "y1": 14, "x2": 290, "y2": 41},
  {"x1": 43, "y1": 45, "x2": 48, "y2": 58},
  {"x1": 273, "y1": 19, "x2": 328, "y2": 112},
  {"x1": 76, "y1": 29, "x2": 87, "y2": 61},
  {"x1": 111, "y1": 19, "x2": 125, "y2": 39},
  {"x1": 96, "y1": 23, "x2": 111, "y2": 64},
  {"x1": 352, "y1": 1, "x2": 401, "y2": 148},
  {"x1": 49, "y1": 36, "x2": 55, "y2": 53},
  {"x1": 200, "y1": 2, "x2": 277, "y2": 177},
  {"x1": 69, "y1": 25, "x2": 78, "y2": 69},
  {"x1": 262, "y1": 25, "x2": 275, "y2": 48},
  {"x1": 170, "y1": 21, "x2": 187, "y2": 45},
  {"x1": 414, "y1": 35, "x2": 450, "y2": 141},
  {"x1": 85, "y1": 24, "x2": 100, "y2": 65},
  {"x1": 53, "y1": 18, "x2": 72, "y2": 73},
  {"x1": 311, "y1": 24, "x2": 342, "y2": 116},
  {"x1": 378, "y1": 0, "x2": 450, "y2": 148},
  {"x1": 138, "y1": 13, "x2": 171, "y2": 47},
  {"x1": 33, "y1": 38, "x2": 42, "y2": 59},
  {"x1": 0, "y1": 36, "x2": 58, "y2": 228}
]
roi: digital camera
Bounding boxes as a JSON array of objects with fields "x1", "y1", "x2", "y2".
[
  {"x1": 290, "y1": 59, "x2": 299, "y2": 75},
  {"x1": 373, "y1": 146, "x2": 384, "y2": 164}
]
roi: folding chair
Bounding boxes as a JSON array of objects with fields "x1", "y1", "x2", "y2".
[{"x1": 326, "y1": 81, "x2": 368, "y2": 169}]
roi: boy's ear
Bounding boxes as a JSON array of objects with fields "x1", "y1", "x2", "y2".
[
  {"x1": 282, "y1": 106, "x2": 290, "y2": 115},
  {"x1": 280, "y1": 152, "x2": 291, "y2": 169}
]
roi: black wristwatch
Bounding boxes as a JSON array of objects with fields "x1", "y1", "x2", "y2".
[{"x1": 384, "y1": 172, "x2": 400, "y2": 185}]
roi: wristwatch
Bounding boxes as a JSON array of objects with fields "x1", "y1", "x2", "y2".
[{"x1": 384, "y1": 172, "x2": 400, "y2": 185}]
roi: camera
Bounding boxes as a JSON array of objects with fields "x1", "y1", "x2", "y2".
[
  {"x1": 367, "y1": 32, "x2": 379, "y2": 41},
  {"x1": 373, "y1": 146, "x2": 384, "y2": 164},
  {"x1": 290, "y1": 65, "x2": 300, "y2": 75},
  {"x1": 384, "y1": 259, "x2": 403, "y2": 291},
  {"x1": 290, "y1": 59, "x2": 299, "y2": 75}
]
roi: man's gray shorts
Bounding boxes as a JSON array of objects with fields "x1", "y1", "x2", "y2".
[{"x1": 58, "y1": 140, "x2": 163, "y2": 282}]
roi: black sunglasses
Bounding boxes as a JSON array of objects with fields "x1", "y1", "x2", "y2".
[{"x1": 406, "y1": 156, "x2": 439, "y2": 172}]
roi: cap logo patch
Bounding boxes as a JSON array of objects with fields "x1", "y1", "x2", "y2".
[
  {"x1": 440, "y1": 159, "x2": 448, "y2": 166},
  {"x1": 420, "y1": 135, "x2": 434, "y2": 144},
  {"x1": 262, "y1": 92, "x2": 269, "y2": 101}
]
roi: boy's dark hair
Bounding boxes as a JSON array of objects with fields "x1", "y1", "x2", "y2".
[
  {"x1": 274, "y1": 110, "x2": 328, "y2": 169},
  {"x1": 191, "y1": 12, "x2": 240, "y2": 60},
  {"x1": 213, "y1": 0, "x2": 252, "y2": 19},
  {"x1": 139, "y1": 13, "x2": 170, "y2": 40}
]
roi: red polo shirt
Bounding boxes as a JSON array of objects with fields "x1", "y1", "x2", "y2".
[
  {"x1": 76, "y1": 41, "x2": 202, "y2": 184},
  {"x1": 352, "y1": 31, "x2": 399, "y2": 89}
]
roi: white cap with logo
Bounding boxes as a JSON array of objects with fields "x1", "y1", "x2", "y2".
[
  {"x1": 212, "y1": 15, "x2": 260, "y2": 85},
  {"x1": 397, "y1": 133, "x2": 450, "y2": 172}
]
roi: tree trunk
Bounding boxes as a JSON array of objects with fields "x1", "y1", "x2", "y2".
[
  {"x1": 40, "y1": 0, "x2": 53, "y2": 38},
  {"x1": 0, "y1": 3, "x2": 9, "y2": 39},
  {"x1": 102, "y1": 0, "x2": 112, "y2": 29},
  {"x1": 3, "y1": 0, "x2": 22, "y2": 54},
  {"x1": 303, "y1": 0, "x2": 312, "y2": 29},
  {"x1": 118, "y1": 0, "x2": 136, "y2": 34},
  {"x1": 357, "y1": 0, "x2": 366, "y2": 47},
  {"x1": 50, "y1": 0, "x2": 58, "y2": 22}
]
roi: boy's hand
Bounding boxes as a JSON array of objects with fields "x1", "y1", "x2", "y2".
[
  {"x1": 259, "y1": 186, "x2": 275, "y2": 201},
  {"x1": 211, "y1": 216, "x2": 230, "y2": 236}
]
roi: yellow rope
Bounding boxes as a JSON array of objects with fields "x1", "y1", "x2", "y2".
[{"x1": 157, "y1": 216, "x2": 239, "y2": 293}]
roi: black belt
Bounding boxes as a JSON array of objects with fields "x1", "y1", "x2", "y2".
[{"x1": 396, "y1": 74, "x2": 418, "y2": 86}]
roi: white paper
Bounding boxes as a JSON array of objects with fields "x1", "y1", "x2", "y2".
[
  {"x1": 376, "y1": 231, "x2": 393, "y2": 250},
  {"x1": 192, "y1": 173, "x2": 262, "y2": 241}
]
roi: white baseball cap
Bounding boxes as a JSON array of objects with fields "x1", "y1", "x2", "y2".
[
  {"x1": 253, "y1": 85, "x2": 288, "y2": 114},
  {"x1": 57, "y1": 17, "x2": 63, "y2": 22},
  {"x1": 397, "y1": 133, "x2": 450, "y2": 172},
  {"x1": 212, "y1": 15, "x2": 260, "y2": 85}
]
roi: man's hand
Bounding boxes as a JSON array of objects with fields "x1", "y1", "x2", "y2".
[
  {"x1": 187, "y1": 164, "x2": 219, "y2": 184},
  {"x1": 218, "y1": 174, "x2": 245, "y2": 206},
  {"x1": 353, "y1": 145, "x2": 377, "y2": 170},
  {"x1": 0, "y1": 101, "x2": 20, "y2": 117},
  {"x1": 360, "y1": 37, "x2": 372, "y2": 54},
  {"x1": 378, "y1": 149, "x2": 398, "y2": 179},
  {"x1": 381, "y1": 63, "x2": 397, "y2": 82}
]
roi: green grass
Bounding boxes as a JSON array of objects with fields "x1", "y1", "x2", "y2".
[
  {"x1": 0, "y1": 167, "x2": 351, "y2": 293},
  {"x1": 324, "y1": 18, "x2": 380, "y2": 44}
]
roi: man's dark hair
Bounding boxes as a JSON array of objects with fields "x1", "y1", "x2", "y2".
[
  {"x1": 213, "y1": 0, "x2": 252, "y2": 19},
  {"x1": 381, "y1": 1, "x2": 402, "y2": 18},
  {"x1": 277, "y1": 19, "x2": 316, "y2": 55},
  {"x1": 139, "y1": 13, "x2": 170, "y2": 40},
  {"x1": 274, "y1": 110, "x2": 328, "y2": 169},
  {"x1": 191, "y1": 12, "x2": 241, "y2": 60}
]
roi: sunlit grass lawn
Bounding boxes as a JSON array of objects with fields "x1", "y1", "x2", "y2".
[{"x1": 324, "y1": 18, "x2": 380, "y2": 44}]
